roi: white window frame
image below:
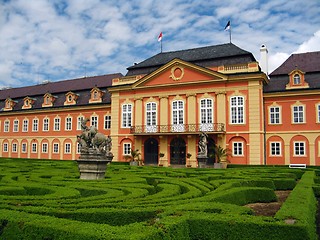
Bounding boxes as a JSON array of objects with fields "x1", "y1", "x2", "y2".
[
  {"x1": 65, "y1": 143, "x2": 71, "y2": 154},
  {"x1": 146, "y1": 102, "x2": 157, "y2": 132},
  {"x1": 13, "y1": 120, "x2": 19, "y2": 132},
  {"x1": 293, "y1": 74, "x2": 301, "y2": 85},
  {"x1": 53, "y1": 143, "x2": 59, "y2": 153},
  {"x1": 317, "y1": 104, "x2": 320, "y2": 123},
  {"x1": 32, "y1": 143, "x2": 37, "y2": 153},
  {"x1": 21, "y1": 143, "x2": 27, "y2": 153},
  {"x1": 172, "y1": 100, "x2": 184, "y2": 132},
  {"x1": 12, "y1": 143, "x2": 17, "y2": 153},
  {"x1": 200, "y1": 98, "x2": 213, "y2": 131},
  {"x1": 32, "y1": 118, "x2": 39, "y2": 132},
  {"x1": 292, "y1": 105, "x2": 304, "y2": 123},
  {"x1": 77, "y1": 116, "x2": 84, "y2": 130},
  {"x1": 42, "y1": 143, "x2": 48, "y2": 153},
  {"x1": 3, "y1": 143, "x2": 8, "y2": 152},
  {"x1": 269, "y1": 106, "x2": 281, "y2": 124},
  {"x1": 122, "y1": 104, "x2": 132, "y2": 128},
  {"x1": 123, "y1": 143, "x2": 131, "y2": 155},
  {"x1": 294, "y1": 141, "x2": 305, "y2": 156},
  {"x1": 270, "y1": 142, "x2": 281, "y2": 156},
  {"x1": 54, "y1": 118, "x2": 60, "y2": 131},
  {"x1": 232, "y1": 142, "x2": 244, "y2": 156},
  {"x1": 91, "y1": 116, "x2": 98, "y2": 129},
  {"x1": 65, "y1": 117, "x2": 72, "y2": 131},
  {"x1": 43, "y1": 118, "x2": 49, "y2": 131},
  {"x1": 4, "y1": 120, "x2": 9, "y2": 132},
  {"x1": 230, "y1": 96, "x2": 244, "y2": 124},
  {"x1": 77, "y1": 142, "x2": 81, "y2": 154},
  {"x1": 23, "y1": 119, "x2": 29, "y2": 132},
  {"x1": 104, "y1": 115, "x2": 111, "y2": 129}
]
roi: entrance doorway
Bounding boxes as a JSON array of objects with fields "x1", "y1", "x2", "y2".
[
  {"x1": 144, "y1": 138, "x2": 159, "y2": 165},
  {"x1": 207, "y1": 138, "x2": 216, "y2": 165},
  {"x1": 170, "y1": 137, "x2": 186, "y2": 165}
]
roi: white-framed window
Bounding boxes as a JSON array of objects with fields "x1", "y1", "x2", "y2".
[
  {"x1": 12, "y1": 143, "x2": 17, "y2": 153},
  {"x1": 13, "y1": 120, "x2": 19, "y2": 132},
  {"x1": 65, "y1": 117, "x2": 72, "y2": 131},
  {"x1": 104, "y1": 115, "x2": 111, "y2": 129},
  {"x1": 230, "y1": 96, "x2": 244, "y2": 124},
  {"x1": 270, "y1": 142, "x2": 281, "y2": 156},
  {"x1": 53, "y1": 143, "x2": 59, "y2": 153},
  {"x1": 200, "y1": 99, "x2": 213, "y2": 131},
  {"x1": 23, "y1": 119, "x2": 29, "y2": 132},
  {"x1": 42, "y1": 143, "x2": 48, "y2": 153},
  {"x1": 32, "y1": 143, "x2": 37, "y2": 153},
  {"x1": 269, "y1": 106, "x2": 280, "y2": 124},
  {"x1": 43, "y1": 118, "x2": 49, "y2": 131},
  {"x1": 122, "y1": 104, "x2": 132, "y2": 128},
  {"x1": 294, "y1": 142, "x2": 305, "y2": 156},
  {"x1": 123, "y1": 143, "x2": 131, "y2": 155},
  {"x1": 317, "y1": 105, "x2": 320, "y2": 123},
  {"x1": 32, "y1": 118, "x2": 39, "y2": 132},
  {"x1": 77, "y1": 116, "x2": 84, "y2": 130},
  {"x1": 54, "y1": 118, "x2": 60, "y2": 131},
  {"x1": 293, "y1": 74, "x2": 301, "y2": 85},
  {"x1": 233, "y1": 142, "x2": 243, "y2": 156},
  {"x1": 77, "y1": 142, "x2": 81, "y2": 154},
  {"x1": 172, "y1": 100, "x2": 184, "y2": 131},
  {"x1": 146, "y1": 102, "x2": 157, "y2": 132},
  {"x1": 22, "y1": 143, "x2": 27, "y2": 153},
  {"x1": 91, "y1": 116, "x2": 98, "y2": 128},
  {"x1": 3, "y1": 143, "x2": 8, "y2": 152},
  {"x1": 293, "y1": 105, "x2": 304, "y2": 123},
  {"x1": 4, "y1": 120, "x2": 9, "y2": 132},
  {"x1": 65, "y1": 143, "x2": 71, "y2": 154}
]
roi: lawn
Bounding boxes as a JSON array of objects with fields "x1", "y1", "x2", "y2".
[{"x1": 0, "y1": 158, "x2": 318, "y2": 239}]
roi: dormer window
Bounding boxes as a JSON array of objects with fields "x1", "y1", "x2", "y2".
[
  {"x1": 3, "y1": 98, "x2": 17, "y2": 111},
  {"x1": 293, "y1": 74, "x2": 301, "y2": 85},
  {"x1": 89, "y1": 87, "x2": 104, "y2": 103},
  {"x1": 286, "y1": 69, "x2": 309, "y2": 90},
  {"x1": 22, "y1": 96, "x2": 36, "y2": 109},
  {"x1": 64, "y1": 91, "x2": 78, "y2": 106},
  {"x1": 42, "y1": 93, "x2": 56, "y2": 107}
]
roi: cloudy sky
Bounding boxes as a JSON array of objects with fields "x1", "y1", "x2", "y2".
[{"x1": 0, "y1": 0, "x2": 320, "y2": 88}]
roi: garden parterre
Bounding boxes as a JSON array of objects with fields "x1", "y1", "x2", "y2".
[{"x1": 0, "y1": 158, "x2": 318, "y2": 240}]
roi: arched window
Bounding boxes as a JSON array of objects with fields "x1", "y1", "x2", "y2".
[{"x1": 293, "y1": 74, "x2": 301, "y2": 85}]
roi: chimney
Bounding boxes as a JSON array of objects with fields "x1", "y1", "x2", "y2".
[{"x1": 260, "y1": 44, "x2": 268, "y2": 74}]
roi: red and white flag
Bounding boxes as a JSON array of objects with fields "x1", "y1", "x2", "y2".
[{"x1": 158, "y1": 32, "x2": 163, "y2": 42}]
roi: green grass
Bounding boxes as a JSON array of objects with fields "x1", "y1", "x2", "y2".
[{"x1": 0, "y1": 158, "x2": 318, "y2": 239}]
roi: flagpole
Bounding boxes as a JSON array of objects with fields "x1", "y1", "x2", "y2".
[
  {"x1": 229, "y1": 24, "x2": 232, "y2": 43},
  {"x1": 160, "y1": 39, "x2": 162, "y2": 53}
]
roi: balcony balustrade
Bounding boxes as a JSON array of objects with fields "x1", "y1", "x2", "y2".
[{"x1": 130, "y1": 123, "x2": 225, "y2": 135}]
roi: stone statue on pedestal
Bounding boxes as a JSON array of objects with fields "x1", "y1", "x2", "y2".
[{"x1": 76, "y1": 118, "x2": 113, "y2": 180}]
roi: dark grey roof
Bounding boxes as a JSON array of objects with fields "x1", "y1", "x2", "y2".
[
  {"x1": 270, "y1": 51, "x2": 320, "y2": 76},
  {"x1": 126, "y1": 43, "x2": 256, "y2": 76},
  {"x1": 264, "y1": 51, "x2": 320, "y2": 93},
  {"x1": 0, "y1": 73, "x2": 122, "y2": 100},
  {"x1": 0, "y1": 73, "x2": 123, "y2": 112},
  {"x1": 264, "y1": 72, "x2": 320, "y2": 93}
]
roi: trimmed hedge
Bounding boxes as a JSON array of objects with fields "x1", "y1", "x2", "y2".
[{"x1": 0, "y1": 158, "x2": 317, "y2": 239}]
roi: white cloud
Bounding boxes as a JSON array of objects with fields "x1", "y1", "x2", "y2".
[
  {"x1": 295, "y1": 30, "x2": 320, "y2": 53},
  {"x1": 0, "y1": 0, "x2": 319, "y2": 88}
]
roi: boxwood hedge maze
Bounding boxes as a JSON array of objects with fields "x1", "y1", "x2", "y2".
[{"x1": 0, "y1": 158, "x2": 319, "y2": 239}]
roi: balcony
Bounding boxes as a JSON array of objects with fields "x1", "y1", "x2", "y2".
[{"x1": 130, "y1": 123, "x2": 225, "y2": 135}]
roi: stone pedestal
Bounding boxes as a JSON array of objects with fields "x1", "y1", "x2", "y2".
[
  {"x1": 197, "y1": 155, "x2": 208, "y2": 168},
  {"x1": 77, "y1": 152, "x2": 113, "y2": 180}
]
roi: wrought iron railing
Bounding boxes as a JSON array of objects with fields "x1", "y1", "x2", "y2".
[{"x1": 130, "y1": 123, "x2": 225, "y2": 134}]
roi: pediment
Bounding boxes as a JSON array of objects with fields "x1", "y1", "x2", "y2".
[{"x1": 132, "y1": 59, "x2": 227, "y2": 88}]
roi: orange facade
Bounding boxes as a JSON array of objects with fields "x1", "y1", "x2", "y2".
[{"x1": 0, "y1": 45, "x2": 319, "y2": 166}]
